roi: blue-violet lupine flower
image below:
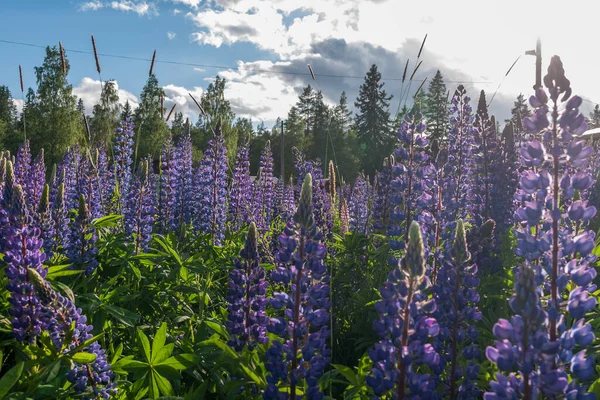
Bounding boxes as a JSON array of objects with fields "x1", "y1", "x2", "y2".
[
  {"x1": 226, "y1": 222, "x2": 269, "y2": 351},
  {"x1": 367, "y1": 221, "x2": 440, "y2": 399},
  {"x1": 264, "y1": 173, "x2": 331, "y2": 400},
  {"x1": 28, "y1": 268, "x2": 117, "y2": 399}
]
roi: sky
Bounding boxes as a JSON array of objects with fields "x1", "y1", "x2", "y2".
[{"x1": 0, "y1": 0, "x2": 598, "y2": 129}]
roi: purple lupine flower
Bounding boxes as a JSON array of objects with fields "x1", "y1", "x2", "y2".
[
  {"x1": 485, "y1": 263, "x2": 551, "y2": 399},
  {"x1": 124, "y1": 158, "x2": 155, "y2": 254},
  {"x1": 51, "y1": 182, "x2": 69, "y2": 253},
  {"x1": 473, "y1": 90, "x2": 501, "y2": 226},
  {"x1": 28, "y1": 148, "x2": 46, "y2": 215},
  {"x1": 114, "y1": 119, "x2": 135, "y2": 210},
  {"x1": 339, "y1": 199, "x2": 349, "y2": 235},
  {"x1": 226, "y1": 222, "x2": 269, "y2": 351},
  {"x1": 67, "y1": 194, "x2": 98, "y2": 276},
  {"x1": 1, "y1": 182, "x2": 47, "y2": 342},
  {"x1": 272, "y1": 179, "x2": 284, "y2": 221},
  {"x1": 372, "y1": 156, "x2": 393, "y2": 234},
  {"x1": 28, "y1": 268, "x2": 117, "y2": 399},
  {"x1": 158, "y1": 134, "x2": 181, "y2": 234},
  {"x1": 389, "y1": 111, "x2": 437, "y2": 254},
  {"x1": 175, "y1": 131, "x2": 194, "y2": 229},
  {"x1": 14, "y1": 140, "x2": 31, "y2": 194},
  {"x1": 36, "y1": 184, "x2": 56, "y2": 259},
  {"x1": 57, "y1": 146, "x2": 81, "y2": 212},
  {"x1": 441, "y1": 85, "x2": 477, "y2": 224},
  {"x1": 78, "y1": 153, "x2": 102, "y2": 220},
  {"x1": 494, "y1": 123, "x2": 520, "y2": 233},
  {"x1": 253, "y1": 141, "x2": 274, "y2": 229},
  {"x1": 96, "y1": 145, "x2": 114, "y2": 216},
  {"x1": 432, "y1": 219, "x2": 482, "y2": 398},
  {"x1": 229, "y1": 141, "x2": 253, "y2": 230},
  {"x1": 195, "y1": 122, "x2": 228, "y2": 245},
  {"x1": 292, "y1": 149, "x2": 332, "y2": 239},
  {"x1": 0, "y1": 157, "x2": 7, "y2": 201},
  {"x1": 281, "y1": 177, "x2": 296, "y2": 222},
  {"x1": 349, "y1": 173, "x2": 369, "y2": 234},
  {"x1": 264, "y1": 173, "x2": 330, "y2": 400},
  {"x1": 495, "y1": 56, "x2": 597, "y2": 397},
  {"x1": 367, "y1": 221, "x2": 439, "y2": 398}
]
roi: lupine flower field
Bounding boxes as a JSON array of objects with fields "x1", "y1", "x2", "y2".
[{"x1": 0, "y1": 53, "x2": 600, "y2": 400}]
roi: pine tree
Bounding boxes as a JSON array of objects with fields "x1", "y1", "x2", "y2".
[
  {"x1": 121, "y1": 100, "x2": 133, "y2": 120},
  {"x1": 310, "y1": 90, "x2": 330, "y2": 166},
  {"x1": 509, "y1": 94, "x2": 530, "y2": 133},
  {"x1": 170, "y1": 111, "x2": 185, "y2": 141},
  {"x1": 297, "y1": 85, "x2": 316, "y2": 137},
  {"x1": 424, "y1": 70, "x2": 449, "y2": 158},
  {"x1": 134, "y1": 74, "x2": 170, "y2": 159},
  {"x1": 90, "y1": 80, "x2": 121, "y2": 146},
  {"x1": 28, "y1": 46, "x2": 82, "y2": 166},
  {"x1": 333, "y1": 91, "x2": 353, "y2": 134},
  {"x1": 195, "y1": 76, "x2": 238, "y2": 163},
  {"x1": 354, "y1": 64, "x2": 394, "y2": 177},
  {"x1": 0, "y1": 86, "x2": 17, "y2": 126},
  {"x1": 588, "y1": 104, "x2": 600, "y2": 129}
]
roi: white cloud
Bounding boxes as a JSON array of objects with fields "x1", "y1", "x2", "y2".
[
  {"x1": 193, "y1": 67, "x2": 205, "y2": 72},
  {"x1": 167, "y1": 31, "x2": 177, "y2": 40},
  {"x1": 169, "y1": 0, "x2": 201, "y2": 9},
  {"x1": 162, "y1": 84, "x2": 204, "y2": 123},
  {"x1": 182, "y1": 0, "x2": 600, "y2": 123},
  {"x1": 72, "y1": 77, "x2": 139, "y2": 114},
  {"x1": 12, "y1": 99, "x2": 24, "y2": 115},
  {"x1": 109, "y1": 1, "x2": 158, "y2": 16},
  {"x1": 79, "y1": 1, "x2": 104, "y2": 11},
  {"x1": 172, "y1": 8, "x2": 181, "y2": 15}
]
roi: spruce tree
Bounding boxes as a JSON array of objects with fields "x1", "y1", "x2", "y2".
[
  {"x1": 121, "y1": 100, "x2": 133, "y2": 120},
  {"x1": 195, "y1": 76, "x2": 237, "y2": 163},
  {"x1": 310, "y1": 90, "x2": 330, "y2": 166},
  {"x1": 134, "y1": 74, "x2": 170, "y2": 160},
  {"x1": 509, "y1": 94, "x2": 530, "y2": 133},
  {"x1": 297, "y1": 85, "x2": 316, "y2": 137},
  {"x1": 90, "y1": 80, "x2": 121, "y2": 146},
  {"x1": 0, "y1": 86, "x2": 17, "y2": 127},
  {"x1": 354, "y1": 64, "x2": 393, "y2": 177},
  {"x1": 170, "y1": 111, "x2": 185, "y2": 141},
  {"x1": 588, "y1": 104, "x2": 600, "y2": 129},
  {"x1": 28, "y1": 46, "x2": 82, "y2": 166},
  {"x1": 424, "y1": 70, "x2": 449, "y2": 158}
]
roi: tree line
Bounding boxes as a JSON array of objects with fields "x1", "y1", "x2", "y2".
[{"x1": 2, "y1": 44, "x2": 592, "y2": 183}]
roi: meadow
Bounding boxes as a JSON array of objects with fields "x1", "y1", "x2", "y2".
[{"x1": 0, "y1": 52, "x2": 599, "y2": 400}]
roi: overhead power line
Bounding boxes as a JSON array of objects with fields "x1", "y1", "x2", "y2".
[{"x1": 0, "y1": 38, "x2": 492, "y2": 84}]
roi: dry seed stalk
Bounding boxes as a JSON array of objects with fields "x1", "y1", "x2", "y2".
[{"x1": 149, "y1": 50, "x2": 156, "y2": 77}]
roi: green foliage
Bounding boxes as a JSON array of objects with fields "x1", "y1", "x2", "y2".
[
  {"x1": 134, "y1": 75, "x2": 170, "y2": 160},
  {"x1": 26, "y1": 46, "x2": 83, "y2": 166},
  {"x1": 354, "y1": 64, "x2": 394, "y2": 178}
]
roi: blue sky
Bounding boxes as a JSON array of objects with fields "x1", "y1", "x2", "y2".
[{"x1": 0, "y1": 0, "x2": 597, "y2": 127}]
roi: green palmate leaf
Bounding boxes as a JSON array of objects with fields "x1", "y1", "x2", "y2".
[
  {"x1": 93, "y1": 214, "x2": 123, "y2": 228},
  {"x1": 0, "y1": 362, "x2": 23, "y2": 399},
  {"x1": 111, "y1": 343, "x2": 124, "y2": 365},
  {"x1": 103, "y1": 305, "x2": 140, "y2": 327},
  {"x1": 157, "y1": 354, "x2": 201, "y2": 371},
  {"x1": 153, "y1": 371, "x2": 175, "y2": 397},
  {"x1": 200, "y1": 338, "x2": 238, "y2": 359},
  {"x1": 152, "y1": 344, "x2": 174, "y2": 365},
  {"x1": 68, "y1": 333, "x2": 104, "y2": 355},
  {"x1": 137, "y1": 328, "x2": 151, "y2": 363},
  {"x1": 332, "y1": 364, "x2": 359, "y2": 387},
  {"x1": 71, "y1": 352, "x2": 97, "y2": 363},
  {"x1": 151, "y1": 323, "x2": 168, "y2": 363},
  {"x1": 119, "y1": 359, "x2": 149, "y2": 372},
  {"x1": 204, "y1": 320, "x2": 227, "y2": 338},
  {"x1": 240, "y1": 363, "x2": 264, "y2": 385},
  {"x1": 149, "y1": 370, "x2": 160, "y2": 400}
]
